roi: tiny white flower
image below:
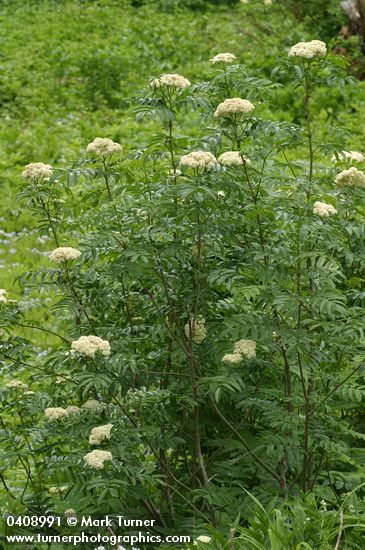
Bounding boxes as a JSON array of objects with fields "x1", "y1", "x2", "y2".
[
  {"x1": 214, "y1": 98, "x2": 254, "y2": 118},
  {"x1": 5, "y1": 380, "x2": 28, "y2": 391},
  {"x1": 84, "y1": 450, "x2": 112, "y2": 469},
  {"x1": 184, "y1": 317, "x2": 207, "y2": 344},
  {"x1": 331, "y1": 150, "x2": 364, "y2": 163},
  {"x1": 210, "y1": 52, "x2": 236, "y2": 64},
  {"x1": 50, "y1": 247, "x2": 81, "y2": 263},
  {"x1": 180, "y1": 151, "x2": 217, "y2": 172},
  {"x1": 288, "y1": 40, "x2": 327, "y2": 59},
  {"x1": 234, "y1": 339, "x2": 256, "y2": 358},
  {"x1": 71, "y1": 335, "x2": 111, "y2": 358},
  {"x1": 222, "y1": 353, "x2": 243, "y2": 364},
  {"x1": 89, "y1": 424, "x2": 113, "y2": 445},
  {"x1": 21, "y1": 162, "x2": 53, "y2": 181},
  {"x1": 218, "y1": 151, "x2": 250, "y2": 167},
  {"x1": 313, "y1": 201, "x2": 337, "y2": 217},
  {"x1": 151, "y1": 74, "x2": 191, "y2": 90},
  {"x1": 45, "y1": 407, "x2": 69, "y2": 422},
  {"x1": 335, "y1": 167, "x2": 365, "y2": 188},
  {"x1": 195, "y1": 535, "x2": 212, "y2": 544},
  {"x1": 86, "y1": 138, "x2": 122, "y2": 158}
]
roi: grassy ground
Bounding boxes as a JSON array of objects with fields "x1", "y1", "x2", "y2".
[{"x1": 0, "y1": 0, "x2": 365, "y2": 335}]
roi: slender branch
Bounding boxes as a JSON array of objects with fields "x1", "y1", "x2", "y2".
[
  {"x1": 63, "y1": 264, "x2": 96, "y2": 333},
  {"x1": 38, "y1": 196, "x2": 59, "y2": 247},
  {"x1": 13, "y1": 322, "x2": 70, "y2": 343},
  {"x1": 304, "y1": 69, "x2": 314, "y2": 194},
  {"x1": 280, "y1": 342, "x2": 293, "y2": 413},
  {"x1": 140, "y1": 281, "x2": 188, "y2": 354},
  {"x1": 310, "y1": 362, "x2": 364, "y2": 416},
  {"x1": 112, "y1": 396, "x2": 210, "y2": 522},
  {"x1": 229, "y1": 528, "x2": 235, "y2": 550},
  {"x1": 241, "y1": 155, "x2": 266, "y2": 255},
  {"x1": 0, "y1": 471, "x2": 16, "y2": 500},
  {"x1": 334, "y1": 510, "x2": 344, "y2": 550},
  {"x1": 168, "y1": 120, "x2": 176, "y2": 174},
  {"x1": 102, "y1": 160, "x2": 113, "y2": 200},
  {"x1": 2, "y1": 354, "x2": 76, "y2": 384},
  {"x1": 209, "y1": 394, "x2": 280, "y2": 483}
]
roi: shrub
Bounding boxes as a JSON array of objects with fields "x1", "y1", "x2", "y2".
[{"x1": 1, "y1": 40, "x2": 365, "y2": 547}]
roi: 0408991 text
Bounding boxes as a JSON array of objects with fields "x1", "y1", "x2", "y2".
[
  {"x1": 5, "y1": 515, "x2": 156, "y2": 528},
  {"x1": 6, "y1": 516, "x2": 61, "y2": 528}
]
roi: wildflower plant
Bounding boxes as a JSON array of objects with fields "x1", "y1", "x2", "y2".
[{"x1": 1, "y1": 40, "x2": 365, "y2": 549}]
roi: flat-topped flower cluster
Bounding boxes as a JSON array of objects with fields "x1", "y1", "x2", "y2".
[
  {"x1": 210, "y1": 52, "x2": 236, "y2": 64},
  {"x1": 89, "y1": 423, "x2": 113, "y2": 445},
  {"x1": 335, "y1": 167, "x2": 365, "y2": 188},
  {"x1": 71, "y1": 335, "x2": 111, "y2": 358},
  {"x1": 50, "y1": 247, "x2": 81, "y2": 263},
  {"x1": 151, "y1": 73, "x2": 191, "y2": 90},
  {"x1": 184, "y1": 317, "x2": 207, "y2": 344},
  {"x1": 84, "y1": 449, "x2": 112, "y2": 469},
  {"x1": 0, "y1": 289, "x2": 7, "y2": 304},
  {"x1": 180, "y1": 151, "x2": 217, "y2": 171},
  {"x1": 288, "y1": 40, "x2": 327, "y2": 59},
  {"x1": 223, "y1": 339, "x2": 257, "y2": 364},
  {"x1": 214, "y1": 98, "x2": 255, "y2": 118},
  {"x1": 86, "y1": 137, "x2": 123, "y2": 158},
  {"x1": 313, "y1": 201, "x2": 337, "y2": 217},
  {"x1": 218, "y1": 151, "x2": 250, "y2": 166},
  {"x1": 21, "y1": 162, "x2": 53, "y2": 181}
]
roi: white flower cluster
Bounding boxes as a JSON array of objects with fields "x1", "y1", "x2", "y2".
[
  {"x1": 210, "y1": 52, "x2": 236, "y2": 64},
  {"x1": 86, "y1": 137, "x2": 123, "y2": 158},
  {"x1": 184, "y1": 317, "x2": 207, "y2": 344},
  {"x1": 218, "y1": 151, "x2": 250, "y2": 167},
  {"x1": 71, "y1": 335, "x2": 111, "y2": 358},
  {"x1": 194, "y1": 535, "x2": 212, "y2": 544},
  {"x1": 331, "y1": 150, "x2": 364, "y2": 163},
  {"x1": 45, "y1": 407, "x2": 70, "y2": 422},
  {"x1": 49, "y1": 485, "x2": 68, "y2": 494},
  {"x1": 235, "y1": 339, "x2": 257, "y2": 358},
  {"x1": 180, "y1": 151, "x2": 217, "y2": 171},
  {"x1": 335, "y1": 167, "x2": 365, "y2": 188},
  {"x1": 66, "y1": 405, "x2": 82, "y2": 415},
  {"x1": 89, "y1": 423, "x2": 113, "y2": 445},
  {"x1": 44, "y1": 405, "x2": 80, "y2": 422},
  {"x1": 5, "y1": 379, "x2": 28, "y2": 390},
  {"x1": 320, "y1": 499, "x2": 328, "y2": 511},
  {"x1": 151, "y1": 73, "x2": 191, "y2": 90},
  {"x1": 214, "y1": 98, "x2": 255, "y2": 118},
  {"x1": 222, "y1": 353, "x2": 242, "y2": 364},
  {"x1": 288, "y1": 40, "x2": 327, "y2": 59},
  {"x1": 222, "y1": 339, "x2": 256, "y2": 364},
  {"x1": 0, "y1": 289, "x2": 7, "y2": 304},
  {"x1": 21, "y1": 162, "x2": 53, "y2": 181},
  {"x1": 64, "y1": 509, "x2": 76, "y2": 517},
  {"x1": 84, "y1": 449, "x2": 113, "y2": 469},
  {"x1": 313, "y1": 201, "x2": 337, "y2": 217},
  {"x1": 50, "y1": 247, "x2": 81, "y2": 263},
  {"x1": 82, "y1": 399, "x2": 106, "y2": 412}
]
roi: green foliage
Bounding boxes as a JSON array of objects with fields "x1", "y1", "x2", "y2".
[
  {"x1": 186, "y1": 489, "x2": 365, "y2": 549},
  {"x1": 283, "y1": 0, "x2": 347, "y2": 42}
]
